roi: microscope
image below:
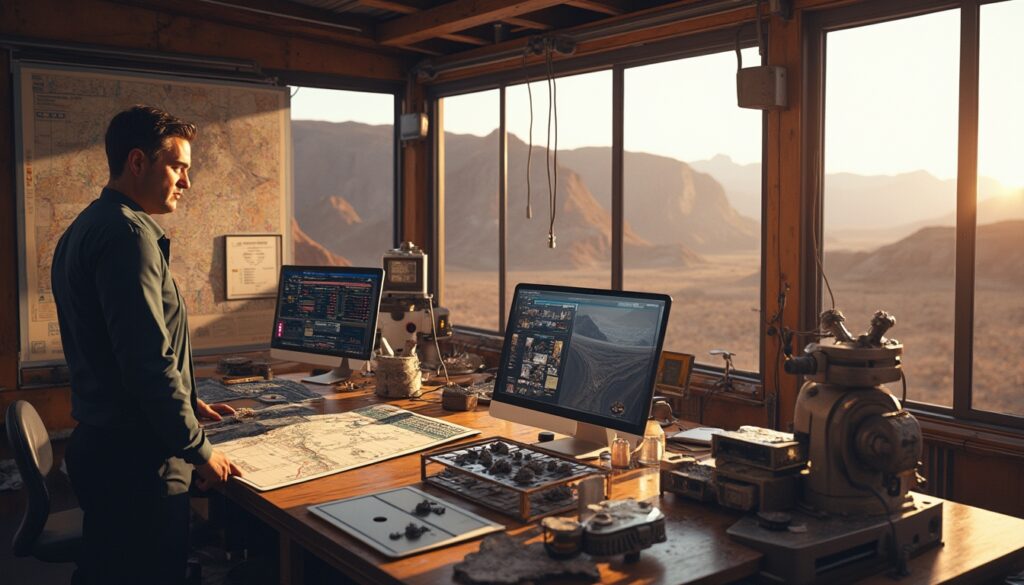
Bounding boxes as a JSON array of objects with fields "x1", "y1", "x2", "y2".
[
  {"x1": 378, "y1": 242, "x2": 452, "y2": 368},
  {"x1": 727, "y1": 309, "x2": 943, "y2": 584}
]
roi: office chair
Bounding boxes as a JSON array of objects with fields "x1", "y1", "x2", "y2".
[{"x1": 5, "y1": 400, "x2": 82, "y2": 563}]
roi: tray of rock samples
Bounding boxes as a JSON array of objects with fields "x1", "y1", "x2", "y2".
[{"x1": 420, "y1": 437, "x2": 608, "y2": 521}]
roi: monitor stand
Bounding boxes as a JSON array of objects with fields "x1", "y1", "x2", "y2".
[
  {"x1": 536, "y1": 421, "x2": 612, "y2": 459},
  {"x1": 303, "y1": 357, "x2": 365, "y2": 385}
]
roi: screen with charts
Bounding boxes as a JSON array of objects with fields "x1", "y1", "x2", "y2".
[
  {"x1": 492, "y1": 284, "x2": 671, "y2": 437},
  {"x1": 270, "y1": 266, "x2": 383, "y2": 361}
]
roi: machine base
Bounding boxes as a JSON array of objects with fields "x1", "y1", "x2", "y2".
[{"x1": 727, "y1": 492, "x2": 943, "y2": 585}]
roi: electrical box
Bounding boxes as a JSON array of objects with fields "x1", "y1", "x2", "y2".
[
  {"x1": 399, "y1": 112, "x2": 428, "y2": 141},
  {"x1": 736, "y1": 65, "x2": 787, "y2": 110}
]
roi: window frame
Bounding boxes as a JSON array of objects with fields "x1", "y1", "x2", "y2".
[
  {"x1": 804, "y1": 0, "x2": 1023, "y2": 429},
  {"x1": 428, "y1": 26, "x2": 769, "y2": 378},
  {"x1": 276, "y1": 72, "x2": 404, "y2": 253}
]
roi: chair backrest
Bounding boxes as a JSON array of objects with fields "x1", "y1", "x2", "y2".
[{"x1": 5, "y1": 400, "x2": 53, "y2": 557}]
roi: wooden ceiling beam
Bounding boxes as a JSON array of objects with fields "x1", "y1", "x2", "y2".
[
  {"x1": 503, "y1": 15, "x2": 554, "y2": 30},
  {"x1": 441, "y1": 32, "x2": 489, "y2": 45},
  {"x1": 357, "y1": 0, "x2": 420, "y2": 14},
  {"x1": 376, "y1": 0, "x2": 565, "y2": 46},
  {"x1": 564, "y1": 0, "x2": 629, "y2": 16},
  {"x1": 360, "y1": 0, "x2": 551, "y2": 41},
  {"x1": 192, "y1": 0, "x2": 375, "y2": 36}
]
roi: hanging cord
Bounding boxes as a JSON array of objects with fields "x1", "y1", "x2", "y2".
[
  {"x1": 522, "y1": 51, "x2": 534, "y2": 219},
  {"x1": 545, "y1": 44, "x2": 559, "y2": 248},
  {"x1": 427, "y1": 297, "x2": 451, "y2": 386},
  {"x1": 809, "y1": 137, "x2": 836, "y2": 310},
  {"x1": 544, "y1": 46, "x2": 554, "y2": 238},
  {"x1": 900, "y1": 368, "x2": 908, "y2": 405},
  {"x1": 755, "y1": 0, "x2": 764, "y2": 58}
]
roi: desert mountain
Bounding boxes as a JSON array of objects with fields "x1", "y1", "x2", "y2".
[
  {"x1": 292, "y1": 218, "x2": 351, "y2": 266},
  {"x1": 291, "y1": 121, "x2": 1017, "y2": 270},
  {"x1": 291, "y1": 120, "x2": 394, "y2": 266},
  {"x1": 689, "y1": 155, "x2": 1018, "y2": 244},
  {"x1": 554, "y1": 146, "x2": 759, "y2": 253},
  {"x1": 689, "y1": 154, "x2": 762, "y2": 220},
  {"x1": 291, "y1": 121, "x2": 717, "y2": 271},
  {"x1": 825, "y1": 219, "x2": 1023, "y2": 284},
  {"x1": 445, "y1": 131, "x2": 707, "y2": 269}
]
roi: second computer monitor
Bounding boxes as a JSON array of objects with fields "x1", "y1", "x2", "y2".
[
  {"x1": 490, "y1": 283, "x2": 671, "y2": 457},
  {"x1": 269, "y1": 265, "x2": 384, "y2": 384}
]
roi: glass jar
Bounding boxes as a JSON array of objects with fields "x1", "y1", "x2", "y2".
[{"x1": 637, "y1": 418, "x2": 665, "y2": 466}]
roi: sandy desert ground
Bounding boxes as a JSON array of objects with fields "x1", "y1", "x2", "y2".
[{"x1": 444, "y1": 256, "x2": 1022, "y2": 417}]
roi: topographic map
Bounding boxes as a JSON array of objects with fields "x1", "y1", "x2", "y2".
[
  {"x1": 17, "y1": 65, "x2": 289, "y2": 364},
  {"x1": 216, "y1": 404, "x2": 479, "y2": 491}
]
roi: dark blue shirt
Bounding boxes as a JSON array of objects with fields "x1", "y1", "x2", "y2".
[{"x1": 51, "y1": 188, "x2": 212, "y2": 493}]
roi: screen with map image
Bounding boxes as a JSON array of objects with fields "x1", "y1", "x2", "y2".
[{"x1": 494, "y1": 284, "x2": 671, "y2": 435}]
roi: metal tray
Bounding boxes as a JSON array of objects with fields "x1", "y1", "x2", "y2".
[
  {"x1": 420, "y1": 437, "x2": 608, "y2": 521},
  {"x1": 308, "y1": 486, "x2": 504, "y2": 558}
]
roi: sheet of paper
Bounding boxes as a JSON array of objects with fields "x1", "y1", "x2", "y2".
[
  {"x1": 218, "y1": 404, "x2": 479, "y2": 491},
  {"x1": 225, "y1": 235, "x2": 281, "y2": 299}
]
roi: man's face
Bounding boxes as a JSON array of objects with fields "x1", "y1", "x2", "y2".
[{"x1": 137, "y1": 137, "x2": 191, "y2": 215}]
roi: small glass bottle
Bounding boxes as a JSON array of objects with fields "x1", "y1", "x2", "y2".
[
  {"x1": 638, "y1": 418, "x2": 665, "y2": 466},
  {"x1": 610, "y1": 436, "x2": 632, "y2": 469}
]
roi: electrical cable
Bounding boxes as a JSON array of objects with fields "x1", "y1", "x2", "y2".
[
  {"x1": 810, "y1": 157, "x2": 836, "y2": 310},
  {"x1": 544, "y1": 46, "x2": 554, "y2": 244},
  {"x1": 522, "y1": 51, "x2": 534, "y2": 220},
  {"x1": 900, "y1": 368, "x2": 908, "y2": 405},
  {"x1": 427, "y1": 297, "x2": 451, "y2": 387},
  {"x1": 408, "y1": 296, "x2": 451, "y2": 405},
  {"x1": 848, "y1": 476, "x2": 903, "y2": 577},
  {"x1": 754, "y1": 0, "x2": 764, "y2": 57},
  {"x1": 550, "y1": 51, "x2": 559, "y2": 247}
]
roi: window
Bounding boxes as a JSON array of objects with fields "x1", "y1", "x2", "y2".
[
  {"x1": 289, "y1": 87, "x2": 396, "y2": 267},
  {"x1": 624, "y1": 49, "x2": 763, "y2": 373},
  {"x1": 822, "y1": 10, "x2": 960, "y2": 407},
  {"x1": 440, "y1": 90, "x2": 501, "y2": 331},
  {"x1": 434, "y1": 34, "x2": 765, "y2": 376},
  {"x1": 973, "y1": 0, "x2": 1024, "y2": 417},
  {"x1": 814, "y1": 0, "x2": 1024, "y2": 426}
]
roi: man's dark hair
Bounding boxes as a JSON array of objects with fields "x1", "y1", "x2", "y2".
[{"x1": 105, "y1": 105, "x2": 197, "y2": 177}]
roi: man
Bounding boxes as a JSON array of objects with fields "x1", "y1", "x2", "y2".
[{"x1": 51, "y1": 105, "x2": 242, "y2": 585}]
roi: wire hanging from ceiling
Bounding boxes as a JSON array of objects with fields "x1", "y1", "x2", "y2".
[
  {"x1": 545, "y1": 42, "x2": 559, "y2": 249},
  {"x1": 521, "y1": 51, "x2": 534, "y2": 220}
]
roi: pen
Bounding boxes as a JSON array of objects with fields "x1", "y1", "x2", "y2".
[{"x1": 222, "y1": 375, "x2": 265, "y2": 385}]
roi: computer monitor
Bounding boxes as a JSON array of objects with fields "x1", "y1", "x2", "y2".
[
  {"x1": 489, "y1": 283, "x2": 672, "y2": 458},
  {"x1": 269, "y1": 265, "x2": 384, "y2": 384}
]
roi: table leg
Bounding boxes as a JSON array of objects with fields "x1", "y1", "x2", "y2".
[{"x1": 279, "y1": 533, "x2": 305, "y2": 585}]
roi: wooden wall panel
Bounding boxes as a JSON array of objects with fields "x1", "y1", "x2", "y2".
[
  {"x1": 0, "y1": 50, "x2": 16, "y2": 392},
  {"x1": 0, "y1": 0, "x2": 407, "y2": 80},
  {"x1": 401, "y1": 81, "x2": 431, "y2": 248},
  {"x1": 765, "y1": 10, "x2": 806, "y2": 432},
  {"x1": 951, "y1": 450, "x2": 1024, "y2": 518}
]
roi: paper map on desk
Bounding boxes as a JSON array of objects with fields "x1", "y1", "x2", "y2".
[{"x1": 218, "y1": 404, "x2": 479, "y2": 491}]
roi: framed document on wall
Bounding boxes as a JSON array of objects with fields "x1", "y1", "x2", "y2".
[
  {"x1": 655, "y1": 351, "x2": 695, "y2": 397},
  {"x1": 225, "y1": 234, "x2": 282, "y2": 300}
]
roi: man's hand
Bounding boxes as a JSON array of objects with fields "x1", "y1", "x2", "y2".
[
  {"x1": 196, "y1": 398, "x2": 235, "y2": 421},
  {"x1": 195, "y1": 449, "x2": 242, "y2": 491}
]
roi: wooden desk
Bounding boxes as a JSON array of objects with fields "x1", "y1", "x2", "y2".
[{"x1": 218, "y1": 376, "x2": 1024, "y2": 585}]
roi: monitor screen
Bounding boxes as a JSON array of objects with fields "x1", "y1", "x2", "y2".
[
  {"x1": 491, "y1": 283, "x2": 671, "y2": 439},
  {"x1": 270, "y1": 265, "x2": 384, "y2": 362}
]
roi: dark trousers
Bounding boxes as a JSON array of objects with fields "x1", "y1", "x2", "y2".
[{"x1": 66, "y1": 424, "x2": 190, "y2": 585}]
